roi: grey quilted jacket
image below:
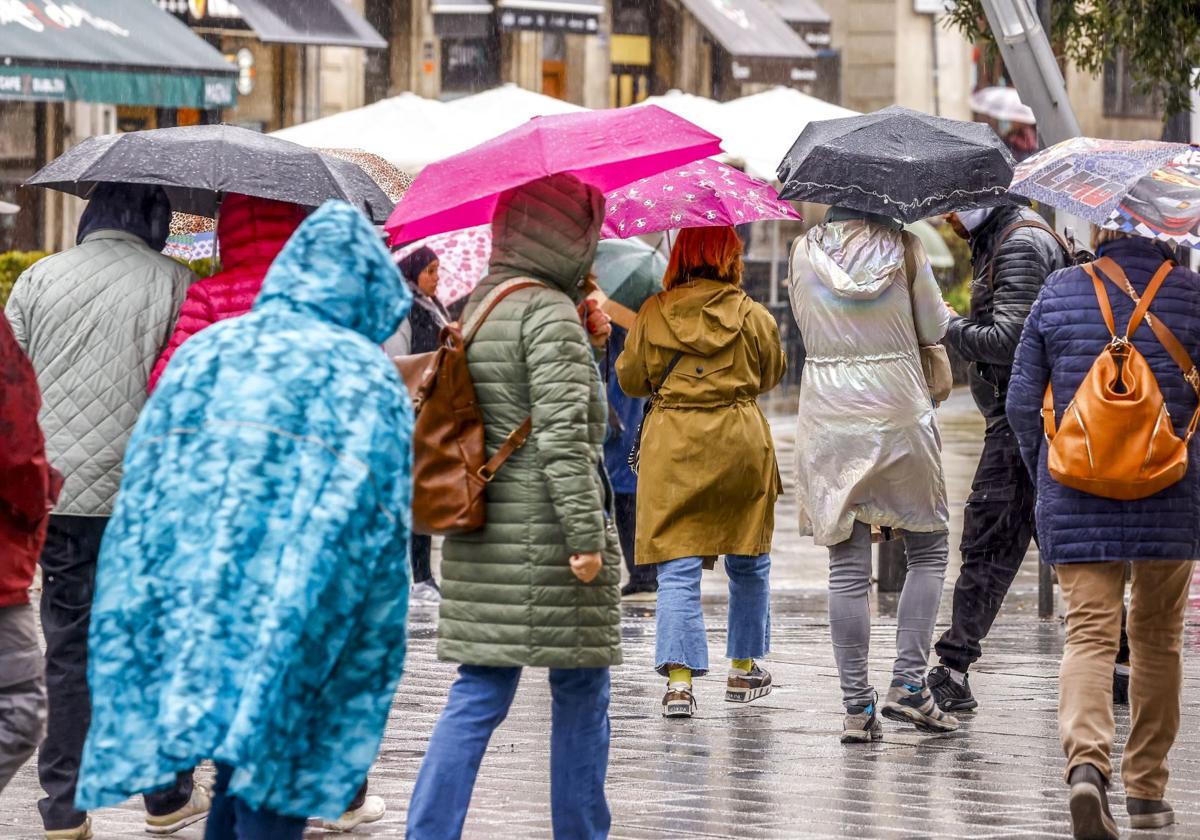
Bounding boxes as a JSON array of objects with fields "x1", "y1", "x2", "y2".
[
  {"x1": 5, "y1": 231, "x2": 193, "y2": 516},
  {"x1": 438, "y1": 174, "x2": 622, "y2": 669}
]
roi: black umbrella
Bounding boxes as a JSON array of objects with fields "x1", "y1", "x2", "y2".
[
  {"x1": 776, "y1": 106, "x2": 1016, "y2": 223},
  {"x1": 26, "y1": 124, "x2": 394, "y2": 224}
]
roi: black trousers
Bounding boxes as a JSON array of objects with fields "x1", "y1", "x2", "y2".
[
  {"x1": 38, "y1": 515, "x2": 192, "y2": 830},
  {"x1": 934, "y1": 422, "x2": 1037, "y2": 673},
  {"x1": 411, "y1": 534, "x2": 432, "y2": 584},
  {"x1": 615, "y1": 493, "x2": 655, "y2": 588}
]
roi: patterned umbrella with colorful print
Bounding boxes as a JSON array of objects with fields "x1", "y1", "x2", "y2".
[{"x1": 602, "y1": 163, "x2": 800, "y2": 239}]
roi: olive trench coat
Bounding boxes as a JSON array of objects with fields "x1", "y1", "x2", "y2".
[{"x1": 616, "y1": 279, "x2": 786, "y2": 566}]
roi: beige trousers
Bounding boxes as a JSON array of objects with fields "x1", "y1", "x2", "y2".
[{"x1": 1057, "y1": 560, "x2": 1195, "y2": 799}]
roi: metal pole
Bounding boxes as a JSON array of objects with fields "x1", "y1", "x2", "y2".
[
  {"x1": 929, "y1": 13, "x2": 940, "y2": 116},
  {"x1": 1039, "y1": 562, "x2": 1054, "y2": 618},
  {"x1": 769, "y1": 223, "x2": 781, "y2": 307},
  {"x1": 877, "y1": 538, "x2": 907, "y2": 593}
]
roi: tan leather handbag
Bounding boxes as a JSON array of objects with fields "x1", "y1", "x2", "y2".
[
  {"x1": 1042, "y1": 259, "x2": 1200, "y2": 501},
  {"x1": 903, "y1": 238, "x2": 954, "y2": 403},
  {"x1": 393, "y1": 278, "x2": 541, "y2": 535}
]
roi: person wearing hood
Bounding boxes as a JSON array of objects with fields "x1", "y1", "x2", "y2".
[
  {"x1": 616, "y1": 226, "x2": 785, "y2": 720},
  {"x1": 4, "y1": 183, "x2": 201, "y2": 839},
  {"x1": 405, "y1": 174, "x2": 621, "y2": 840},
  {"x1": 72, "y1": 202, "x2": 413, "y2": 840},
  {"x1": 927, "y1": 203, "x2": 1068, "y2": 714},
  {"x1": 788, "y1": 207, "x2": 957, "y2": 742},
  {"x1": 148, "y1": 193, "x2": 309, "y2": 392},
  {"x1": 383, "y1": 244, "x2": 450, "y2": 606}
]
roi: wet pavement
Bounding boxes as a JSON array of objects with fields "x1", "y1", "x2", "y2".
[{"x1": 2, "y1": 389, "x2": 1198, "y2": 839}]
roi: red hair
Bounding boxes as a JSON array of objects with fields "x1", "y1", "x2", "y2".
[{"x1": 662, "y1": 226, "x2": 744, "y2": 290}]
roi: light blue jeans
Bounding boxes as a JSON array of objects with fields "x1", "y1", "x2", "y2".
[
  {"x1": 654, "y1": 554, "x2": 771, "y2": 676},
  {"x1": 406, "y1": 665, "x2": 611, "y2": 840}
]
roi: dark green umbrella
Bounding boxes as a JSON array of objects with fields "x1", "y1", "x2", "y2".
[{"x1": 592, "y1": 238, "x2": 667, "y2": 329}]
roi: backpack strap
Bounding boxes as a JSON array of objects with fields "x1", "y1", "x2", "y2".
[
  {"x1": 987, "y1": 220, "x2": 1072, "y2": 290},
  {"x1": 458, "y1": 277, "x2": 544, "y2": 483}
]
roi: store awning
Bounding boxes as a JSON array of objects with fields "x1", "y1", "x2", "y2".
[
  {"x1": 432, "y1": 0, "x2": 495, "y2": 38},
  {"x1": 678, "y1": 0, "x2": 816, "y2": 59},
  {"x1": 765, "y1": 0, "x2": 831, "y2": 25},
  {"x1": 158, "y1": 0, "x2": 386, "y2": 49},
  {"x1": 495, "y1": 0, "x2": 602, "y2": 34},
  {"x1": 0, "y1": 0, "x2": 235, "y2": 108}
]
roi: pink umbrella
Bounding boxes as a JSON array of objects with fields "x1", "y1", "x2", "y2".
[
  {"x1": 386, "y1": 106, "x2": 722, "y2": 244},
  {"x1": 395, "y1": 226, "x2": 492, "y2": 307},
  {"x1": 602, "y1": 162, "x2": 800, "y2": 238}
]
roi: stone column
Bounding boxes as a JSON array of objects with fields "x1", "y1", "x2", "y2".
[
  {"x1": 500, "y1": 31, "x2": 543, "y2": 91},
  {"x1": 391, "y1": 0, "x2": 441, "y2": 99}
]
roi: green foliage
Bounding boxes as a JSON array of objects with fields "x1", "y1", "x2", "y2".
[
  {"x1": 945, "y1": 0, "x2": 1200, "y2": 120},
  {"x1": 0, "y1": 251, "x2": 50, "y2": 308}
]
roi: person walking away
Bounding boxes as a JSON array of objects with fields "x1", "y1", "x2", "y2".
[
  {"x1": 1007, "y1": 230, "x2": 1200, "y2": 839},
  {"x1": 72, "y1": 202, "x2": 413, "y2": 840},
  {"x1": 0, "y1": 313, "x2": 58, "y2": 793},
  {"x1": 4, "y1": 184, "x2": 205, "y2": 839},
  {"x1": 148, "y1": 194, "x2": 308, "y2": 391},
  {"x1": 603, "y1": 320, "x2": 656, "y2": 600},
  {"x1": 384, "y1": 245, "x2": 451, "y2": 605},
  {"x1": 406, "y1": 174, "x2": 621, "y2": 840},
  {"x1": 926, "y1": 203, "x2": 1068, "y2": 713},
  {"x1": 616, "y1": 226, "x2": 785, "y2": 719},
  {"x1": 789, "y1": 206, "x2": 958, "y2": 742}
]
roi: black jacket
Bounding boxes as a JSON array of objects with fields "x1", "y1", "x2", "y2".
[
  {"x1": 409, "y1": 290, "x2": 451, "y2": 354},
  {"x1": 945, "y1": 205, "x2": 1067, "y2": 420}
]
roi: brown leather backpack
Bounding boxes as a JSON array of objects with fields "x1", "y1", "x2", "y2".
[
  {"x1": 393, "y1": 278, "x2": 541, "y2": 535},
  {"x1": 1042, "y1": 258, "x2": 1200, "y2": 501}
]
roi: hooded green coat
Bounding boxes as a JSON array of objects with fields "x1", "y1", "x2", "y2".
[
  {"x1": 616, "y1": 279, "x2": 786, "y2": 566},
  {"x1": 438, "y1": 174, "x2": 622, "y2": 669}
]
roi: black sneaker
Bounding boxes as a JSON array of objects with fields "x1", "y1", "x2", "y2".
[
  {"x1": 1112, "y1": 667, "x2": 1129, "y2": 706},
  {"x1": 620, "y1": 581, "x2": 657, "y2": 602},
  {"x1": 928, "y1": 665, "x2": 978, "y2": 712},
  {"x1": 1068, "y1": 764, "x2": 1118, "y2": 840},
  {"x1": 1127, "y1": 797, "x2": 1174, "y2": 829}
]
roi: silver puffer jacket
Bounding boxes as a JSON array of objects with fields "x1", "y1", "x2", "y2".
[{"x1": 787, "y1": 219, "x2": 950, "y2": 545}]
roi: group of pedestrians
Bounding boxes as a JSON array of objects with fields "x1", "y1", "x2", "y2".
[{"x1": 0, "y1": 164, "x2": 1197, "y2": 840}]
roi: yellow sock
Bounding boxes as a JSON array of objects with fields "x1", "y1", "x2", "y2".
[
  {"x1": 731, "y1": 658, "x2": 753, "y2": 672},
  {"x1": 667, "y1": 667, "x2": 692, "y2": 686}
]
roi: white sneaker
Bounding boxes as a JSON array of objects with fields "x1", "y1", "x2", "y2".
[
  {"x1": 318, "y1": 794, "x2": 386, "y2": 832},
  {"x1": 44, "y1": 818, "x2": 92, "y2": 840},
  {"x1": 410, "y1": 580, "x2": 442, "y2": 605},
  {"x1": 144, "y1": 783, "x2": 211, "y2": 835}
]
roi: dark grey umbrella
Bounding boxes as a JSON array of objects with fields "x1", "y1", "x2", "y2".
[
  {"x1": 776, "y1": 106, "x2": 1016, "y2": 223},
  {"x1": 26, "y1": 124, "x2": 394, "y2": 223}
]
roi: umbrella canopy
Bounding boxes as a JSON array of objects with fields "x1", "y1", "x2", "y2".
[
  {"x1": 1010, "y1": 138, "x2": 1200, "y2": 248},
  {"x1": 385, "y1": 105, "x2": 723, "y2": 244},
  {"x1": 26, "y1": 124, "x2": 394, "y2": 222},
  {"x1": 394, "y1": 225, "x2": 493, "y2": 307},
  {"x1": 969, "y1": 86, "x2": 1036, "y2": 125},
  {"x1": 776, "y1": 106, "x2": 1015, "y2": 223},
  {"x1": 591, "y1": 239, "x2": 667, "y2": 330},
  {"x1": 602, "y1": 162, "x2": 800, "y2": 238},
  {"x1": 319, "y1": 148, "x2": 413, "y2": 202}
]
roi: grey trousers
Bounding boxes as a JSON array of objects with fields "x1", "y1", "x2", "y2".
[
  {"x1": 0, "y1": 603, "x2": 47, "y2": 795},
  {"x1": 827, "y1": 521, "x2": 949, "y2": 709}
]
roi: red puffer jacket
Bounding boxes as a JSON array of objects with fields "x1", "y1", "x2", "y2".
[
  {"x1": 149, "y1": 193, "x2": 308, "y2": 391},
  {"x1": 0, "y1": 313, "x2": 60, "y2": 607}
]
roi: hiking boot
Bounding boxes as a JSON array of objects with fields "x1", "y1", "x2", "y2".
[
  {"x1": 410, "y1": 580, "x2": 442, "y2": 606},
  {"x1": 1112, "y1": 667, "x2": 1129, "y2": 706},
  {"x1": 1127, "y1": 797, "x2": 1174, "y2": 829},
  {"x1": 928, "y1": 665, "x2": 978, "y2": 712},
  {"x1": 841, "y1": 693, "x2": 883, "y2": 744},
  {"x1": 620, "y1": 581, "x2": 657, "y2": 602},
  {"x1": 662, "y1": 682, "x2": 696, "y2": 718},
  {"x1": 1068, "y1": 764, "x2": 1118, "y2": 840},
  {"x1": 881, "y1": 680, "x2": 959, "y2": 733},
  {"x1": 318, "y1": 794, "x2": 387, "y2": 832},
  {"x1": 145, "y1": 783, "x2": 211, "y2": 835},
  {"x1": 725, "y1": 662, "x2": 772, "y2": 703},
  {"x1": 45, "y1": 819, "x2": 92, "y2": 840}
]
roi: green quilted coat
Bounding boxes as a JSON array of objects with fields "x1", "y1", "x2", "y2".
[{"x1": 438, "y1": 173, "x2": 623, "y2": 669}]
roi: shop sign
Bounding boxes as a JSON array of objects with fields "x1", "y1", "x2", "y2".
[
  {"x1": 790, "y1": 66, "x2": 817, "y2": 82},
  {"x1": 497, "y1": 9, "x2": 599, "y2": 34},
  {"x1": 204, "y1": 76, "x2": 235, "y2": 107},
  {"x1": 0, "y1": 70, "x2": 67, "y2": 100}
]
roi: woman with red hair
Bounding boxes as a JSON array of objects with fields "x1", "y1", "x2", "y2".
[{"x1": 616, "y1": 226, "x2": 786, "y2": 718}]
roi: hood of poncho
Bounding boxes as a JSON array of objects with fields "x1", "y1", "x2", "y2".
[
  {"x1": 487, "y1": 173, "x2": 604, "y2": 303},
  {"x1": 256, "y1": 201, "x2": 410, "y2": 344},
  {"x1": 805, "y1": 219, "x2": 905, "y2": 301},
  {"x1": 647, "y1": 279, "x2": 751, "y2": 356}
]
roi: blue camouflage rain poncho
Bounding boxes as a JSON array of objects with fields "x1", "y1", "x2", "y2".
[{"x1": 76, "y1": 202, "x2": 413, "y2": 820}]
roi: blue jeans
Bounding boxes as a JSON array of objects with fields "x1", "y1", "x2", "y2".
[
  {"x1": 406, "y1": 665, "x2": 611, "y2": 840},
  {"x1": 655, "y1": 554, "x2": 771, "y2": 676},
  {"x1": 205, "y1": 763, "x2": 306, "y2": 840}
]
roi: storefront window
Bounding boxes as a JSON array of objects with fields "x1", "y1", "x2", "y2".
[{"x1": 442, "y1": 37, "x2": 500, "y2": 99}]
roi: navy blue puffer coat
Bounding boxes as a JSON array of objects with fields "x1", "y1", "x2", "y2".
[{"x1": 1007, "y1": 236, "x2": 1200, "y2": 565}]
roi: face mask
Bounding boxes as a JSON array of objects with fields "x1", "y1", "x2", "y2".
[{"x1": 955, "y1": 208, "x2": 994, "y2": 233}]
